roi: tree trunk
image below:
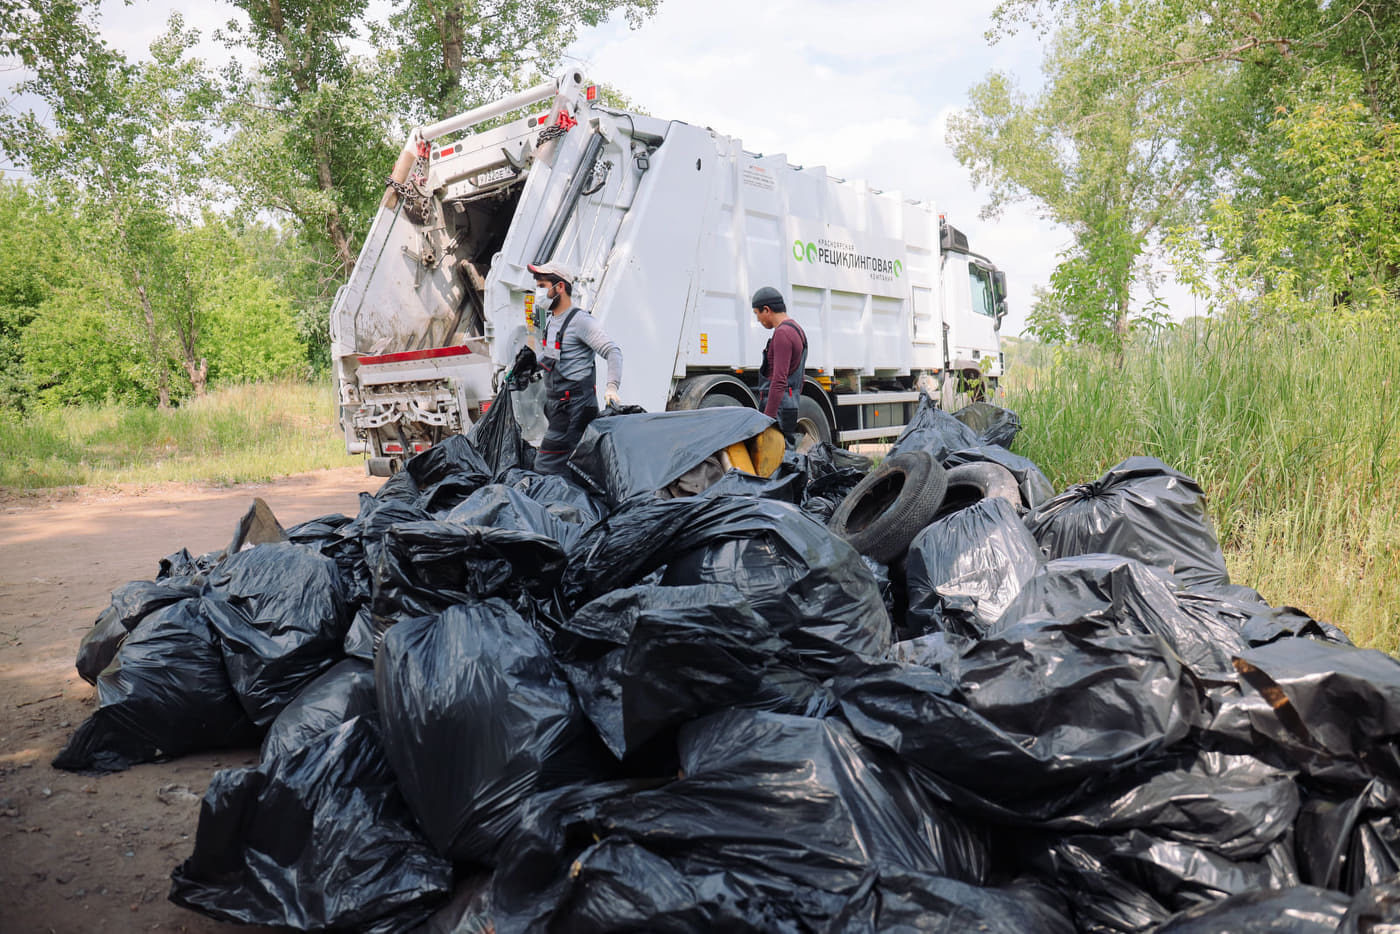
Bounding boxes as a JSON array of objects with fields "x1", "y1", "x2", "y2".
[
  {"x1": 183, "y1": 356, "x2": 208, "y2": 396},
  {"x1": 313, "y1": 132, "x2": 355, "y2": 277}
]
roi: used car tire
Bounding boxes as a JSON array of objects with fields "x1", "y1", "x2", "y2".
[
  {"x1": 934, "y1": 462, "x2": 1021, "y2": 519},
  {"x1": 829, "y1": 451, "x2": 948, "y2": 564}
]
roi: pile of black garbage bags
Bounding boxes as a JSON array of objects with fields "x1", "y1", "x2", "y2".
[{"x1": 58, "y1": 388, "x2": 1400, "y2": 932}]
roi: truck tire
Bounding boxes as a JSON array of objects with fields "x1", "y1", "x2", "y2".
[
  {"x1": 829, "y1": 451, "x2": 948, "y2": 564},
  {"x1": 934, "y1": 462, "x2": 1021, "y2": 518},
  {"x1": 796, "y1": 395, "x2": 832, "y2": 450}
]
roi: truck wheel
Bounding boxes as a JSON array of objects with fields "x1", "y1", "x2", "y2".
[
  {"x1": 829, "y1": 451, "x2": 948, "y2": 564},
  {"x1": 795, "y1": 395, "x2": 832, "y2": 452},
  {"x1": 934, "y1": 462, "x2": 1021, "y2": 518},
  {"x1": 699, "y1": 391, "x2": 746, "y2": 408}
]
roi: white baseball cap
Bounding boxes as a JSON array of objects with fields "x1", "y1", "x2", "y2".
[{"x1": 527, "y1": 261, "x2": 575, "y2": 284}]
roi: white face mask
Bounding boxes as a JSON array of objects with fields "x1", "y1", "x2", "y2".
[{"x1": 534, "y1": 284, "x2": 554, "y2": 312}]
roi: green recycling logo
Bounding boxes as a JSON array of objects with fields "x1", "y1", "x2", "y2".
[{"x1": 793, "y1": 237, "x2": 902, "y2": 278}]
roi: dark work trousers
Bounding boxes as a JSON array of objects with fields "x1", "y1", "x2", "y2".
[{"x1": 534, "y1": 374, "x2": 598, "y2": 476}]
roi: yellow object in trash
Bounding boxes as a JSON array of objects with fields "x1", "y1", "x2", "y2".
[
  {"x1": 724, "y1": 440, "x2": 756, "y2": 475},
  {"x1": 748, "y1": 427, "x2": 786, "y2": 478}
]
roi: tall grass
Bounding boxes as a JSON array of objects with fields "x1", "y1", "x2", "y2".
[
  {"x1": 1002, "y1": 317, "x2": 1400, "y2": 652},
  {"x1": 0, "y1": 381, "x2": 360, "y2": 489}
]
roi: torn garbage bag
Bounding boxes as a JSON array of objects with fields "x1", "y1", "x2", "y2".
[
  {"x1": 259, "y1": 658, "x2": 376, "y2": 762},
  {"x1": 888, "y1": 393, "x2": 982, "y2": 461},
  {"x1": 568, "y1": 407, "x2": 776, "y2": 507},
  {"x1": 199, "y1": 542, "x2": 349, "y2": 728},
  {"x1": 490, "y1": 710, "x2": 988, "y2": 933},
  {"x1": 951, "y1": 401, "x2": 1022, "y2": 449},
  {"x1": 54, "y1": 599, "x2": 260, "y2": 773},
  {"x1": 1229, "y1": 639, "x2": 1400, "y2": 787},
  {"x1": 835, "y1": 613, "x2": 1204, "y2": 819},
  {"x1": 1025, "y1": 455, "x2": 1230, "y2": 588},
  {"x1": 375, "y1": 599, "x2": 605, "y2": 864},
  {"x1": 564, "y1": 495, "x2": 891, "y2": 673},
  {"x1": 551, "y1": 583, "x2": 831, "y2": 760},
  {"x1": 1178, "y1": 583, "x2": 1352, "y2": 647},
  {"x1": 169, "y1": 715, "x2": 452, "y2": 932},
  {"x1": 904, "y1": 496, "x2": 1042, "y2": 639}
]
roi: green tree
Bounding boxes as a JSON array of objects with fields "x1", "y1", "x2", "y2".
[
  {"x1": 381, "y1": 0, "x2": 658, "y2": 123},
  {"x1": 949, "y1": 1, "x2": 1217, "y2": 354},
  {"x1": 1, "y1": 9, "x2": 222, "y2": 407},
  {"x1": 0, "y1": 183, "x2": 76, "y2": 408},
  {"x1": 217, "y1": 0, "x2": 397, "y2": 279}
]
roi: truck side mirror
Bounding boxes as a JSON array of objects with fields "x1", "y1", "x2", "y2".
[
  {"x1": 994, "y1": 306, "x2": 1007, "y2": 331},
  {"x1": 993, "y1": 270, "x2": 1008, "y2": 301}
]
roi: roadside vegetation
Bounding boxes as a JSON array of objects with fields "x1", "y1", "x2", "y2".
[
  {"x1": 1003, "y1": 317, "x2": 1400, "y2": 653},
  {"x1": 0, "y1": 381, "x2": 357, "y2": 489}
]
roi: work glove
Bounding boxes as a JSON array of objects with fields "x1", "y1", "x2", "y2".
[
  {"x1": 603, "y1": 388, "x2": 621, "y2": 408},
  {"x1": 507, "y1": 345, "x2": 538, "y2": 391}
]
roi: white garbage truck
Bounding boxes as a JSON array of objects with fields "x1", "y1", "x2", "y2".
[{"x1": 331, "y1": 70, "x2": 1009, "y2": 475}]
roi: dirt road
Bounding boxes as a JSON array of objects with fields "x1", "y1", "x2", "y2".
[{"x1": 0, "y1": 467, "x2": 375, "y2": 932}]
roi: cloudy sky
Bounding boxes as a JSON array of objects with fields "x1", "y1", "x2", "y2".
[{"x1": 87, "y1": 0, "x2": 1145, "y2": 336}]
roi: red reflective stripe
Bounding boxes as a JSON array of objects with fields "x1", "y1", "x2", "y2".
[{"x1": 358, "y1": 346, "x2": 472, "y2": 366}]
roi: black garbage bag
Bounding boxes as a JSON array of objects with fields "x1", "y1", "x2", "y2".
[
  {"x1": 943, "y1": 444, "x2": 1056, "y2": 510},
  {"x1": 904, "y1": 497, "x2": 1042, "y2": 639},
  {"x1": 551, "y1": 583, "x2": 831, "y2": 760},
  {"x1": 1041, "y1": 750, "x2": 1300, "y2": 861},
  {"x1": 1023, "y1": 828, "x2": 1299, "y2": 932},
  {"x1": 335, "y1": 494, "x2": 434, "y2": 609},
  {"x1": 490, "y1": 710, "x2": 989, "y2": 933},
  {"x1": 286, "y1": 511, "x2": 367, "y2": 606},
  {"x1": 467, "y1": 384, "x2": 534, "y2": 478},
  {"x1": 54, "y1": 599, "x2": 261, "y2": 773},
  {"x1": 874, "y1": 872, "x2": 1075, "y2": 933},
  {"x1": 836, "y1": 613, "x2": 1204, "y2": 820},
  {"x1": 169, "y1": 715, "x2": 452, "y2": 932},
  {"x1": 951, "y1": 401, "x2": 1022, "y2": 449},
  {"x1": 444, "y1": 483, "x2": 593, "y2": 552},
  {"x1": 497, "y1": 467, "x2": 605, "y2": 526},
  {"x1": 568, "y1": 407, "x2": 776, "y2": 507},
  {"x1": 1179, "y1": 583, "x2": 1353, "y2": 647},
  {"x1": 158, "y1": 546, "x2": 223, "y2": 581},
  {"x1": 375, "y1": 434, "x2": 492, "y2": 513},
  {"x1": 697, "y1": 458, "x2": 807, "y2": 504},
  {"x1": 888, "y1": 392, "x2": 982, "y2": 461},
  {"x1": 1340, "y1": 876, "x2": 1400, "y2": 931},
  {"x1": 1228, "y1": 639, "x2": 1400, "y2": 787},
  {"x1": 1296, "y1": 779, "x2": 1400, "y2": 893},
  {"x1": 375, "y1": 600, "x2": 605, "y2": 864},
  {"x1": 996, "y1": 554, "x2": 1247, "y2": 685},
  {"x1": 564, "y1": 495, "x2": 891, "y2": 673},
  {"x1": 76, "y1": 578, "x2": 202, "y2": 683},
  {"x1": 260, "y1": 658, "x2": 376, "y2": 762},
  {"x1": 1152, "y1": 885, "x2": 1349, "y2": 934},
  {"x1": 200, "y1": 542, "x2": 349, "y2": 728},
  {"x1": 798, "y1": 443, "x2": 871, "y2": 522},
  {"x1": 371, "y1": 520, "x2": 565, "y2": 627},
  {"x1": 1025, "y1": 455, "x2": 1230, "y2": 589}
]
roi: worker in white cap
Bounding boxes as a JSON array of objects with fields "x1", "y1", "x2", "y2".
[{"x1": 526, "y1": 261, "x2": 623, "y2": 475}]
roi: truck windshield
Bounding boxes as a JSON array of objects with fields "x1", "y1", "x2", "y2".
[{"x1": 969, "y1": 265, "x2": 997, "y2": 318}]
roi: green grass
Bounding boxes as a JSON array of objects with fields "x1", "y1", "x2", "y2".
[
  {"x1": 0, "y1": 380, "x2": 361, "y2": 489},
  {"x1": 1002, "y1": 316, "x2": 1400, "y2": 651}
]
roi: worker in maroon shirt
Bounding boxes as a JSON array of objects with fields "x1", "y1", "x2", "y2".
[{"x1": 752, "y1": 286, "x2": 808, "y2": 445}]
